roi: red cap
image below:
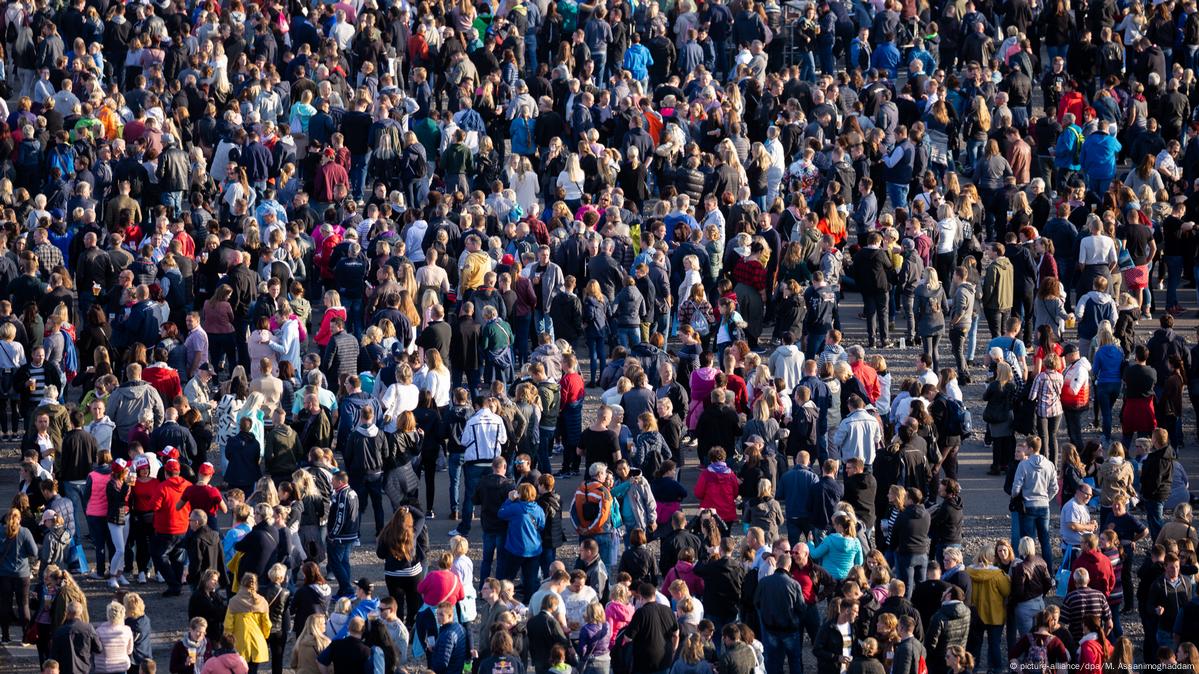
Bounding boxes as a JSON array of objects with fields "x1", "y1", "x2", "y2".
[
  {"x1": 501, "y1": 254, "x2": 515, "y2": 265},
  {"x1": 198, "y1": 462, "x2": 215, "y2": 476},
  {"x1": 165, "y1": 459, "x2": 181, "y2": 473}
]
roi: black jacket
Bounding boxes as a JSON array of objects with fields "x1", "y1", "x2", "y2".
[
  {"x1": 618, "y1": 545, "x2": 660, "y2": 586},
  {"x1": 693, "y1": 557, "x2": 744, "y2": 619},
  {"x1": 343, "y1": 424, "x2": 386, "y2": 479},
  {"x1": 475, "y1": 471, "x2": 516, "y2": 534},
  {"x1": 51, "y1": 619, "x2": 103, "y2": 674},
  {"x1": 185, "y1": 524, "x2": 228, "y2": 589},
  {"x1": 853, "y1": 247, "x2": 893, "y2": 294},
  {"x1": 659, "y1": 527, "x2": 706, "y2": 572},
  {"x1": 234, "y1": 522, "x2": 283, "y2": 583},
  {"x1": 322, "y1": 330, "x2": 360, "y2": 387},
  {"x1": 929, "y1": 495, "x2": 964, "y2": 547},
  {"x1": 527, "y1": 610, "x2": 575, "y2": 674},
  {"x1": 754, "y1": 568, "x2": 805, "y2": 632},
  {"x1": 538, "y1": 491, "x2": 566, "y2": 548},
  {"x1": 1142, "y1": 445, "x2": 1176, "y2": 501},
  {"x1": 55, "y1": 428, "x2": 98, "y2": 482},
  {"x1": 844, "y1": 473, "x2": 877, "y2": 530},
  {"x1": 892, "y1": 504, "x2": 931, "y2": 555},
  {"x1": 813, "y1": 620, "x2": 855, "y2": 674}
]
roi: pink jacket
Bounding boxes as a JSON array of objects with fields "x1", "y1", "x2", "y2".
[
  {"x1": 200, "y1": 652, "x2": 250, "y2": 674},
  {"x1": 85, "y1": 469, "x2": 112, "y2": 517},
  {"x1": 314, "y1": 307, "x2": 347, "y2": 347},
  {"x1": 694, "y1": 463, "x2": 740, "y2": 522},
  {"x1": 663, "y1": 560, "x2": 704, "y2": 597}
]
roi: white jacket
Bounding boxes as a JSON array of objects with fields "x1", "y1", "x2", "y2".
[{"x1": 833, "y1": 408, "x2": 883, "y2": 465}]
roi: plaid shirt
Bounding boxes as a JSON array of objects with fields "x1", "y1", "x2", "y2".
[
  {"x1": 34, "y1": 242, "x2": 63, "y2": 276},
  {"x1": 1062, "y1": 586, "x2": 1112, "y2": 643},
  {"x1": 1029, "y1": 370, "x2": 1064, "y2": 418},
  {"x1": 732, "y1": 259, "x2": 768, "y2": 295}
]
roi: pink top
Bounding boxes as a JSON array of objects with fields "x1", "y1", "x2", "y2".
[{"x1": 86, "y1": 469, "x2": 112, "y2": 517}]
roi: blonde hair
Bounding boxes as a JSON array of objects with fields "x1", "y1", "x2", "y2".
[
  {"x1": 451, "y1": 536, "x2": 470, "y2": 557},
  {"x1": 107, "y1": 601, "x2": 126, "y2": 625},
  {"x1": 123, "y1": 592, "x2": 145, "y2": 619}
]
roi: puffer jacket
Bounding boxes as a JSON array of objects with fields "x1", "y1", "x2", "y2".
[
  {"x1": 926, "y1": 600, "x2": 971, "y2": 660},
  {"x1": 1097, "y1": 457, "x2": 1135, "y2": 507},
  {"x1": 695, "y1": 462, "x2": 740, "y2": 521},
  {"x1": 538, "y1": 491, "x2": 567, "y2": 549},
  {"x1": 610, "y1": 284, "x2": 646, "y2": 328}
]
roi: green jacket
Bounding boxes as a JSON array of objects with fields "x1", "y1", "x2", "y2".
[
  {"x1": 441, "y1": 142, "x2": 474, "y2": 176},
  {"x1": 481, "y1": 318, "x2": 512, "y2": 353},
  {"x1": 982, "y1": 257, "x2": 1013, "y2": 311}
]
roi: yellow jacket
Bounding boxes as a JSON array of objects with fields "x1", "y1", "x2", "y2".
[
  {"x1": 224, "y1": 591, "x2": 273, "y2": 664},
  {"x1": 965, "y1": 566, "x2": 1010, "y2": 625}
]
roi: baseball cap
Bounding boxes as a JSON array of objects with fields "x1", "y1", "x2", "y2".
[
  {"x1": 199, "y1": 462, "x2": 215, "y2": 476},
  {"x1": 41, "y1": 509, "x2": 57, "y2": 523},
  {"x1": 165, "y1": 458, "x2": 181, "y2": 472},
  {"x1": 160, "y1": 446, "x2": 179, "y2": 460},
  {"x1": 133, "y1": 456, "x2": 151, "y2": 471},
  {"x1": 355, "y1": 578, "x2": 374, "y2": 595},
  {"x1": 111, "y1": 458, "x2": 128, "y2": 473}
]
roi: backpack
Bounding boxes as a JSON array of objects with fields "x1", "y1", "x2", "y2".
[
  {"x1": 1070, "y1": 127, "x2": 1084, "y2": 166},
  {"x1": 1018, "y1": 635, "x2": 1050, "y2": 670},
  {"x1": 314, "y1": 232, "x2": 342, "y2": 280},
  {"x1": 942, "y1": 396, "x2": 973, "y2": 438},
  {"x1": 688, "y1": 305, "x2": 710, "y2": 336},
  {"x1": 572, "y1": 480, "x2": 613, "y2": 537}
]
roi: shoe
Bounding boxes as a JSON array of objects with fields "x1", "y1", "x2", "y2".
[
  {"x1": 107, "y1": 578, "x2": 119, "y2": 590},
  {"x1": 90, "y1": 572, "x2": 106, "y2": 581},
  {"x1": 960, "y1": 374, "x2": 972, "y2": 385},
  {"x1": 446, "y1": 528, "x2": 465, "y2": 537},
  {"x1": 117, "y1": 575, "x2": 130, "y2": 586},
  {"x1": 137, "y1": 572, "x2": 146, "y2": 584},
  {"x1": 154, "y1": 573, "x2": 165, "y2": 583},
  {"x1": 451, "y1": 509, "x2": 460, "y2": 520},
  {"x1": 427, "y1": 510, "x2": 436, "y2": 520},
  {"x1": 587, "y1": 380, "x2": 598, "y2": 388}
]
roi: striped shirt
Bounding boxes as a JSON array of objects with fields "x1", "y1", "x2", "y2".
[
  {"x1": 1062, "y1": 587, "x2": 1112, "y2": 643},
  {"x1": 1029, "y1": 370, "x2": 1064, "y2": 418}
]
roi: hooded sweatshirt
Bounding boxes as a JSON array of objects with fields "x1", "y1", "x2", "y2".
[
  {"x1": 1011, "y1": 453, "x2": 1060, "y2": 508},
  {"x1": 1074, "y1": 291, "x2": 1116, "y2": 340},
  {"x1": 982, "y1": 257, "x2": 1013, "y2": 310},
  {"x1": 344, "y1": 422, "x2": 385, "y2": 478},
  {"x1": 768, "y1": 344, "x2": 805, "y2": 393}
]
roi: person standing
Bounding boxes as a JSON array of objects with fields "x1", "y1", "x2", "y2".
[
  {"x1": 1010, "y1": 437, "x2": 1059, "y2": 567},
  {"x1": 451, "y1": 397, "x2": 507, "y2": 538},
  {"x1": 1142, "y1": 427, "x2": 1177, "y2": 541},
  {"x1": 619, "y1": 582, "x2": 680, "y2": 674},
  {"x1": 0, "y1": 508, "x2": 37, "y2": 642},
  {"x1": 498, "y1": 483, "x2": 547, "y2": 603},
  {"x1": 326, "y1": 471, "x2": 360, "y2": 598},
  {"x1": 1028, "y1": 353, "x2": 1064, "y2": 464},
  {"x1": 754, "y1": 551, "x2": 805, "y2": 674},
  {"x1": 50, "y1": 600, "x2": 102, "y2": 674},
  {"x1": 152, "y1": 458, "x2": 192, "y2": 597},
  {"x1": 853, "y1": 232, "x2": 895, "y2": 348}
]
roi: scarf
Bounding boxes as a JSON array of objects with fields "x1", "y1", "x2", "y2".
[
  {"x1": 182, "y1": 632, "x2": 208, "y2": 672},
  {"x1": 707, "y1": 461, "x2": 731, "y2": 475}
]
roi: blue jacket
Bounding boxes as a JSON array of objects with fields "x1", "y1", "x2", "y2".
[
  {"x1": 510, "y1": 116, "x2": 537, "y2": 156},
  {"x1": 498, "y1": 499, "x2": 546, "y2": 557},
  {"x1": 430, "y1": 621, "x2": 468, "y2": 674},
  {"x1": 808, "y1": 532, "x2": 864, "y2": 580},
  {"x1": 1092, "y1": 344, "x2": 1125, "y2": 385},
  {"x1": 1054, "y1": 124, "x2": 1084, "y2": 170},
  {"x1": 1080, "y1": 131, "x2": 1121, "y2": 180},
  {"x1": 870, "y1": 41, "x2": 901, "y2": 78},
  {"x1": 777, "y1": 465, "x2": 819, "y2": 519},
  {"x1": 623, "y1": 44, "x2": 653, "y2": 80}
]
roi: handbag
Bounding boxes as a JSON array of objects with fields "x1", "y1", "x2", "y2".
[
  {"x1": 1008, "y1": 488, "x2": 1025, "y2": 514},
  {"x1": 1055, "y1": 544, "x2": 1074, "y2": 598}
]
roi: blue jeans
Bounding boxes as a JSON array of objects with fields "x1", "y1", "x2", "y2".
[
  {"x1": 87, "y1": 514, "x2": 111, "y2": 574},
  {"x1": 586, "y1": 327, "x2": 607, "y2": 381},
  {"x1": 1047, "y1": 44, "x2": 1068, "y2": 64},
  {"x1": 62, "y1": 480, "x2": 87, "y2": 543},
  {"x1": 816, "y1": 41, "x2": 835, "y2": 75},
  {"x1": 1020, "y1": 506, "x2": 1052, "y2": 569},
  {"x1": 1088, "y1": 177, "x2": 1113, "y2": 196},
  {"x1": 350, "y1": 153, "x2": 369, "y2": 200},
  {"x1": 537, "y1": 426, "x2": 557, "y2": 474},
  {"x1": 892, "y1": 553, "x2": 927, "y2": 597},
  {"x1": 1166, "y1": 256, "x2": 1183, "y2": 308},
  {"x1": 350, "y1": 473, "x2": 385, "y2": 535},
  {"x1": 1013, "y1": 597, "x2": 1044, "y2": 639},
  {"x1": 534, "y1": 310, "x2": 555, "y2": 339},
  {"x1": 327, "y1": 540, "x2": 354, "y2": 597},
  {"x1": 344, "y1": 297, "x2": 364, "y2": 337},
  {"x1": 886, "y1": 182, "x2": 909, "y2": 211},
  {"x1": 590, "y1": 51, "x2": 607, "y2": 86},
  {"x1": 446, "y1": 453, "x2": 464, "y2": 512},
  {"x1": 967, "y1": 313, "x2": 980, "y2": 362},
  {"x1": 761, "y1": 629, "x2": 804, "y2": 674},
  {"x1": 614, "y1": 326, "x2": 641, "y2": 348},
  {"x1": 457, "y1": 464, "x2": 490, "y2": 535},
  {"x1": 481, "y1": 531, "x2": 503, "y2": 582},
  {"x1": 588, "y1": 532, "x2": 619, "y2": 580},
  {"x1": 979, "y1": 623, "x2": 1004, "y2": 672},
  {"x1": 1096, "y1": 381, "x2": 1121, "y2": 441},
  {"x1": 161, "y1": 191, "x2": 184, "y2": 217},
  {"x1": 1146, "y1": 499, "x2": 1166, "y2": 541},
  {"x1": 805, "y1": 331, "x2": 827, "y2": 363}
]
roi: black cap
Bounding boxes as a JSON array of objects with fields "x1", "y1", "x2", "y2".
[{"x1": 355, "y1": 578, "x2": 374, "y2": 595}]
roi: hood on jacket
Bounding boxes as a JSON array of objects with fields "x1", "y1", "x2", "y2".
[
  {"x1": 990, "y1": 257, "x2": 1013, "y2": 273},
  {"x1": 1080, "y1": 291, "x2": 1115, "y2": 306},
  {"x1": 773, "y1": 344, "x2": 802, "y2": 358},
  {"x1": 356, "y1": 424, "x2": 379, "y2": 438},
  {"x1": 228, "y1": 589, "x2": 269, "y2": 614},
  {"x1": 940, "y1": 600, "x2": 970, "y2": 620}
]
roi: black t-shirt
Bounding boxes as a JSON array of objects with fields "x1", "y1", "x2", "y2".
[
  {"x1": 317, "y1": 636, "x2": 372, "y2": 674},
  {"x1": 580, "y1": 428, "x2": 621, "y2": 468},
  {"x1": 1118, "y1": 222, "x2": 1154, "y2": 265},
  {"x1": 622, "y1": 603, "x2": 679, "y2": 673}
]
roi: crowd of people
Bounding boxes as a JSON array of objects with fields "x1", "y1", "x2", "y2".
[{"x1": 2, "y1": 0, "x2": 1199, "y2": 671}]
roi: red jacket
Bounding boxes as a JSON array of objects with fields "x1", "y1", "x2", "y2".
[
  {"x1": 1070, "y1": 549, "x2": 1116, "y2": 597},
  {"x1": 850, "y1": 360, "x2": 881, "y2": 403},
  {"x1": 695, "y1": 464, "x2": 741, "y2": 521},
  {"x1": 143, "y1": 364, "x2": 182, "y2": 403},
  {"x1": 153, "y1": 475, "x2": 193, "y2": 535},
  {"x1": 560, "y1": 371, "x2": 586, "y2": 406}
]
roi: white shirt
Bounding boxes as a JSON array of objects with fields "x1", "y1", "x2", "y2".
[
  {"x1": 1078, "y1": 234, "x2": 1118, "y2": 266},
  {"x1": 936, "y1": 217, "x2": 960, "y2": 254}
]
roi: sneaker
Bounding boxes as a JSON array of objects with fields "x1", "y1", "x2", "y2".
[
  {"x1": 137, "y1": 573, "x2": 146, "y2": 584},
  {"x1": 117, "y1": 575, "x2": 130, "y2": 586},
  {"x1": 90, "y1": 572, "x2": 107, "y2": 581},
  {"x1": 427, "y1": 511, "x2": 436, "y2": 520},
  {"x1": 154, "y1": 573, "x2": 165, "y2": 583},
  {"x1": 446, "y1": 528, "x2": 465, "y2": 537},
  {"x1": 107, "y1": 578, "x2": 119, "y2": 590}
]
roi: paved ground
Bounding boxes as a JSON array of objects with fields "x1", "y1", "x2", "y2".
[{"x1": 5, "y1": 286, "x2": 1197, "y2": 671}]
